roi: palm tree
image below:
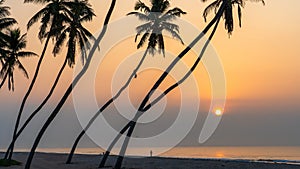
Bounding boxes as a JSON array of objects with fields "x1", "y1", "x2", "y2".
[
  {"x1": 53, "y1": 0, "x2": 95, "y2": 67},
  {"x1": 67, "y1": 0, "x2": 186, "y2": 164},
  {"x1": 4, "y1": 0, "x2": 70, "y2": 161},
  {"x1": 127, "y1": 0, "x2": 185, "y2": 56},
  {"x1": 101, "y1": 0, "x2": 264, "y2": 168},
  {"x1": 0, "y1": 29, "x2": 37, "y2": 91},
  {"x1": 3, "y1": 0, "x2": 96, "y2": 162},
  {"x1": 202, "y1": 0, "x2": 265, "y2": 35},
  {"x1": 25, "y1": 0, "x2": 117, "y2": 168},
  {"x1": 97, "y1": 0, "x2": 186, "y2": 167}
]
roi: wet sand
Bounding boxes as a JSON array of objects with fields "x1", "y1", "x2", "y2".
[{"x1": 2, "y1": 152, "x2": 300, "y2": 169}]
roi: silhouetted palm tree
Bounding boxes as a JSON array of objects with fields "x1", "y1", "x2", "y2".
[
  {"x1": 98, "y1": 0, "x2": 186, "y2": 167},
  {"x1": 3, "y1": 0, "x2": 96, "y2": 162},
  {"x1": 4, "y1": 0, "x2": 70, "y2": 161},
  {"x1": 25, "y1": 0, "x2": 117, "y2": 168},
  {"x1": 53, "y1": 0, "x2": 95, "y2": 67},
  {"x1": 67, "y1": 0, "x2": 186, "y2": 164},
  {"x1": 128, "y1": 0, "x2": 185, "y2": 55},
  {"x1": 202, "y1": 0, "x2": 265, "y2": 35},
  {"x1": 0, "y1": 28, "x2": 37, "y2": 91},
  {"x1": 102, "y1": 1, "x2": 264, "y2": 169}
]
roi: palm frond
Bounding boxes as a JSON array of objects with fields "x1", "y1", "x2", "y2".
[
  {"x1": 238, "y1": 4, "x2": 242, "y2": 27},
  {"x1": 17, "y1": 51, "x2": 38, "y2": 58},
  {"x1": 16, "y1": 60, "x2": 29, "y2": 78},
  {"x1": 160, "y1": 0, "x2": 170, "y2": 13},
  {"x1": 166, "y1": 7, "x2": 186, "y2": 16},
  {"x1": 224, "y1": 1, "x2": 234, "y2": 35},
  {"x1": 53, "y1": 28, "x2": 68, "y2": 55},
  {"x1": 134, "y1": 0, "x2": 150, "y2": 13},
  {"x1": 157, "y1": 34, "x2": 165, "y2": 56},
  {"x1": 137, "y1": 32, "x2": 150, "y2": 49},
  {"x1": 203, "y1": 0, "x2": 221, "y2": 22},
  {"x1": 127, "y1": 12, "x2": 151, "y2": 22},
  {"x1": 0, "y1": 18, "x2": 17, "y2": 29},
  {"x1": 136, "y1": 22, "x2": 152, "y2": 36},
  {"x1": 24, "y1": 0, "x2": 50, "y2": 4},
  {"x1": 161, "y1": 22, "x2": 179, "y2": 33},
  {"x1": 162, "y1": 24, "x2": 184, "y2": 44},
  {"x1": 27, "y1": 7, "x2": 47, "y2": 30}
]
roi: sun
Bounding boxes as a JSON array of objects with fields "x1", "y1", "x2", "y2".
[{"x1": 215, "y1": 109, "x2": 223, "y2": 116}]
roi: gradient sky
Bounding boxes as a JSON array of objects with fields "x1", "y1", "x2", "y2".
[{"x1": 0, "y1": 0, "x2": 300, "y2": 149}]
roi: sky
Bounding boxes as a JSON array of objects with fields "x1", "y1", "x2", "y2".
[{"x1": 0, "y1": 0, "x2": 300, "y2": 150}]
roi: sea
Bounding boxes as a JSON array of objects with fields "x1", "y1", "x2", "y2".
[{"x1": 10, "y1": 146, "x2": 300, "y2": 165}]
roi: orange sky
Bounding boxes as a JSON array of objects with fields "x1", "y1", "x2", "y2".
[
  {"x1": 1, "y1": 0, "x2": 300, "y2": 147},
  {"x1": 2, "y1": 0, "x2": 299, "y2": 103}
]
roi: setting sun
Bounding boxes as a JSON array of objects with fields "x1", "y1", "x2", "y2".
[{"x1": 215, "y1": 109, "x2": 223, "y2": 116}]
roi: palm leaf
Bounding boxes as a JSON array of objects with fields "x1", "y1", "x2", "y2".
[
  {"x1": 17, "y1": 51, "x2": 38, "y2": 58},
  {"x1": 53, "y1": 28, "x2": 68, "y2": 55},
  {"x1": 16, "y1": 60, "x2": 29, "y2": 78},
  {"x1": 157, "y1": 34, "x2": 165, "y2": 56},
  {"x1": 127, "y1": 12, "x2": 151, "y2": 22},
  {"x1": 134, "y1": 0, "x2": 150, "y2": 13},
  {"x1": 137, "y1": 32, "x2": 150, "y2": 49},
  {"x1": 238, "y1": 4, "x2": 242, "y2": 27},
  {"x1": 27, "y1": 7, "x2": 47, "y2": 30}
]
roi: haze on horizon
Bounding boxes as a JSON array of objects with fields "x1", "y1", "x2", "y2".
[{"x1": 0, "y1": 0, "x2": 300, "y2": 150}]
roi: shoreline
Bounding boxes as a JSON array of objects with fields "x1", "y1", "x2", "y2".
[{"x1": 1, "y1": 152, "x2": 300, "y2": 169}]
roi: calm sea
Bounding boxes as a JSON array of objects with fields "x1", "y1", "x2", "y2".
[{"x1": 13, "y1": 146, "x2": 299, "y2": 164}]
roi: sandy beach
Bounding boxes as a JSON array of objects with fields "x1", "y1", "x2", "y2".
[{"x1": 1, "y1": 152, "x2": 300, "y2": 169}]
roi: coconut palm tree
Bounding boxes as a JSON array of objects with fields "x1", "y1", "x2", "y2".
[
  {"x1": 0, "y1": 29, "x2": 37, "y2": 91},
  {"x1": 127, "y1": 0, "x2": 185, "y2": 56},
  {"x1": 4, "y1": 0, "x2": 70, "y2": 161},
  {"x1": 101, "y1": 0, "x2": 264, "y2": 168},
  {"x1": 53, "y1": 0, "x2": 95, "y2": 67},
  {"x1": 202, "y1": 0, "x2": 265, "y2": 35},
  {"x1": 67, "y1": 0, "x2": 186, "y2": 164},
  {"x1": 25, "y1": 0, "x2": 117, "y2": 168},
  {"x1": 3, "y1": 0, "x2": 96, "y2": 162}
]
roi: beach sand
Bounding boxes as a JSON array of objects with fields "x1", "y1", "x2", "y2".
[{"x1": 1, "y1": 152, "x2": 300, "y2": 169}]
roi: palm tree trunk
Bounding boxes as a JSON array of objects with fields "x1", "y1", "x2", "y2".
[
  {"x1": 101, "y1": 3, "x2": 226, "y2": 168},
  {"x1": 24, "y1": 0, "x2": 117, "y2": 168},
  {"x1": 4, "y1": 57, "x2": 68, "y2": 159},
  {"x1": 115, "y1": 16, "x2": 222, "y2": 169},
  {"x1": 98, "y1": 121, "x2": 132, "y2": 168},
  {"x1": 144, "y1": 18, "x2": 222, "y2": 113},
  {"x1": 4, "y1": 25, "x2": 53, "y2": 160},
  {"x1": 66, "y1": 49, "x2": 148, "y2": 164}
]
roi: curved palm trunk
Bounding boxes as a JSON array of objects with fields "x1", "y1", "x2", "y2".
[
  {"x1": 24, "y1": 0, "x2": 117, "y2": 168},
  {"x1": 99, "y1": 3, "x2": 226, "y2": 168},
  {"x1": 145, "y1": 17, "x2": 222, "y2": 112},
  {"x1": 4, "y1": 57, "x2": 68, "y2": 159},
  {"x1": 4, "y1": 27, "x2": 53, "y2": 160},
  {"x1": 114, "y1": 16, "x2": 222, "y2": 169},
  {"x1": 98, "y1": 121, "x2": 132, "y2": 168},
  {"x1": 66, "y1": 49, "x2": 148, "y2": 164}
]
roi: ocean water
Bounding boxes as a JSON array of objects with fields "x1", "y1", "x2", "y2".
[{"x1": 18, "y1": 146, "x2": 299, "y2": 164}]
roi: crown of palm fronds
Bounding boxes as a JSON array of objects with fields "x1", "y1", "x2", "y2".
[
  {"x1": 202, "y1": 0, "x2": 265, "y2": 35},
  {"x1": 26, "y1": 0, "x2": 70, "y2": 41},
  {"x1": 128, "y1": 0, "x2": 186, "y2": 56},
  {"x1": 52, "y1": 0, "x2": 96, "y2": 67},
  {"x1": 0, "y1": 28, "x2": 37, "y2": 91}
]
